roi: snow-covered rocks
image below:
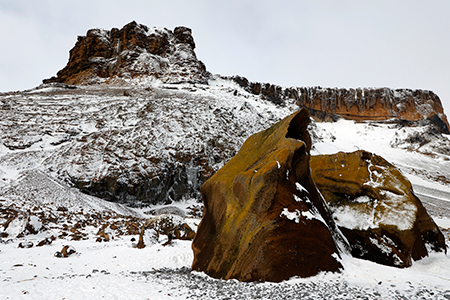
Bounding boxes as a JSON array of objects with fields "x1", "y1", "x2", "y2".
[
  {"x1": 311, "y1": 150, "x2": 446, "y2": 267},
  {"x1": 0, "y1": 80, "x2": 295, "y2": 206},
  {"x1": 136, "y1": 213, "x2": 196, "y2": 249}
]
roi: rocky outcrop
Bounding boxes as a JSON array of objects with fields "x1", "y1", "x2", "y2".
[
  {"x1": 136, "y1": 214, "x2": 195, "y2": 249},
  {"x1": 43, "y1": 21, "x2": 449, "y2": 133},
  {"x1": 226, "y1": 76, "x2": 450, "y2": 133},
  {"x1": 192, "y1": 109, "x2": 348, "y2": 282},
  {"x1": 310, "y1": 150, "x2": 446, "y2": 267},
  {"x1": 44, "y1": 21, "x2": 209, "y2": 85}
]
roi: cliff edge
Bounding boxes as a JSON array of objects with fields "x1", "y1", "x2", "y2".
[
  {"x1": 44, "y1": 21, "x2": 209, "y2": 85},
  {"x1": 226, "y1": 76, "x2": 450, "y2": 133}
]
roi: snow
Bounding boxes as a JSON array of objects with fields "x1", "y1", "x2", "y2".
[
  {"x1": 331, "y1": 194, "x2": 417, "y2": 231},
  {"x1": 2, "y1": 224, "x2": 449, "y2": 299},
  {"x1": 2, "y1": 79, "x2": 450, "y2": 298},
  {"x1": 295, "y1": 182, "x2": 308, "y2": 193},
  {"x1": 280, "y1": 207, "x2": 325, "y2": 225},
  {"x1": 0, "y1": 237, "x2": 194, "y2": 299}
]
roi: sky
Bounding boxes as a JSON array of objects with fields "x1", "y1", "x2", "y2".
[{"x1": 1, "y1": 0, "x2": 449, "y2": 113}]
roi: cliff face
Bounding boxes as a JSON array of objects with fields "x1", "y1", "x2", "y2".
[
  {"x1": 44, "y1": 21, "x2": 209, "y2": 85},
  {"x1": 44, "y1": 21, "x2": 449, "y2": 133},
  {"x1": 226, "y1": 76, "x2": 450, "y2": 133}
]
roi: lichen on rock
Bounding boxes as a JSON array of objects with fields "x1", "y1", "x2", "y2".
[{"x1": 192, "y1": 108, "x2": 348, "y2": 282}]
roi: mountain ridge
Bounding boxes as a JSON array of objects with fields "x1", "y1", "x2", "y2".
[
  {"x1": 2, "y1": 21, "x2": 450, "y2": 205},
  {"x1": 224, "y1": 75, "x2": 450, "y2": 133},
  {"x1": 42, "y1": 21, "x2": 449, "y2": 133}
]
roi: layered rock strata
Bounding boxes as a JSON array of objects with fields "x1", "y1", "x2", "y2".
[
  {"x1": 192, "y1": 109, "x2": 348, "y2": 282},
  {"x1": 44, "y1": 21, "x2": 209, "y2": 85},
  {"x1": 226, "y1": 76, "x2": 450, "y2": 133},
  {"x1": 310, "y1": 150, "x2": 446, "y2": 267}
]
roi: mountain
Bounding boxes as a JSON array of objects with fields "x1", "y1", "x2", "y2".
[
  {"x1": 1, "y1": 21, "x2": 450, "y2": 208},
  {"x1": 2, "y1": 21, "x2": 450, "y2": 298},
  {"x1": 225, "y1": 75, "x2": 450, "y2": 133}
]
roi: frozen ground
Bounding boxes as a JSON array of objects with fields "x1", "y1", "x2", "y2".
[
  {"x1": 1, "y1": 167, "x2": 449, "y2": 299},
  {"x1": 2, "y1": 83, "x2": 450, "y2": 298},
  {"x1": 0, "y1": 201, "x2": 449, "y2": 299}
]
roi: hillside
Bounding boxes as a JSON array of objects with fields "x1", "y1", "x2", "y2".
[
  {"x1": 1, "y1": 21, "x2": 450, "y2": 298},
  {"x1": 2, "y1": 21, "x2": 450, "y2": 206}
]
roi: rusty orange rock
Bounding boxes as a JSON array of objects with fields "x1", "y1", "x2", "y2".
[
  {"x1": 192, "y1": 108, "x2": 347, "y2": 282},
  {"x1": 43, "y1": 21, "x2": 208, "y2": 85}
]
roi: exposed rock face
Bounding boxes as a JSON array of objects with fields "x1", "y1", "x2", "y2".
[
  {"x1": 0, "y1": 83, "x2": 297, "y2": 206},
  {"x1": 192, "y1": 109, "x2": 348, "y2": 282},
  {"x1": 226, "y1": 76, "x2": 450, "y2": 133},
  {"x1": 310, "y1": 150, "x2": 446, "y2": 267},
  {"x1": 44, "y1": 21, "x2": 209, "y2": 85}
]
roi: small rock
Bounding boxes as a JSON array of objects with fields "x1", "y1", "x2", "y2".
[
  {"x1": 55, "y1": 245, "x2": 76, "y2": 258},
  {"x1": 18, "y1": 241, "x2": 34, "y2": 248},
  {"x1": 37, "y1": 237, "x2": 53, "y2": 247}
]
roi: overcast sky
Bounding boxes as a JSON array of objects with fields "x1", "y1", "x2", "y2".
[{"x1": 1, "y1": 1, "x2": 449, "y2": 113}]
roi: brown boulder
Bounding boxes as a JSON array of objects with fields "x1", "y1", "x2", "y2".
[
  {"x1": 310, "y1": 150, "x2": 446, "y2": 267},
  {"x1": 192, "y1": 108, "x2": 348, "y2": 282},
  {"x1": 55, "y1": 245, "x2": 76, "y2": 258}
]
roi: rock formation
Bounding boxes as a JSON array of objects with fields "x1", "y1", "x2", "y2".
[
  {"x1": 3, "y1": 21, "x2": 449, "y2": 208},
  {"x1": 136, "y1": 214, "x2": 195, "y2": 248},
  {"x1": 192, "y1": 109, "x2": 348, "y2": 282},
  {"x1": 310, "y1": 150, "x2": 446, "y2": 267},
  {"x1": 44, "y1": 21, "x2": 209, "y2": 85},
  {"x1": 226, "y1": 76, "x2": 450, "y2": 133},
  {"x1": 43, "y1": 21, "x2": 449, "y2": 134}
]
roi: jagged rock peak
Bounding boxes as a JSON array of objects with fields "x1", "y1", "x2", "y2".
[
  {"x1": 225, "y1": 75, "x2": 450, "y2": 133},
  {"x1": 44, "y1": 21, "x2": 209, "y2": 85}
]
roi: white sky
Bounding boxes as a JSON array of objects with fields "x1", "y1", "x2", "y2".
[{"x1": 1, "y1": 0, "x2": 449, "y2": 114}]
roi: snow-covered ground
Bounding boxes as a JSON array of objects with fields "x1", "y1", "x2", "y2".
[
  {"x1": 2, "y1": 80, "x2": 450, "y2": 299},
  {"x1": 1, "y1": 204, "x2": 449, "y2": 299}
]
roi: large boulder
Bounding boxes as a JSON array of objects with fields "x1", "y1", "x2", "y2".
[
  {"x1": 310, "y1": 150, "x2": 446, "y2": 267},
  {"x1": 192, "y1": 109, "x2": 348, "y2": 282}
]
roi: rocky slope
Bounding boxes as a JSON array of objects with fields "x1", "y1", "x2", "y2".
[
  {"x1": 1, "y1": 21, "x2": 450, "y2": 207},
  {"x1": 0, "y1": 80, "x2": 297, "y2": 205}
]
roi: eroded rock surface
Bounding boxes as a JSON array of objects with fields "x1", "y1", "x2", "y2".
[
  {"x1": 226, "y1": 76, "x2": 450, "y2": 133},
  {"x1": 192, "y1": 109, "x2": 348, "y2": 282},
  {"x1": 44, "y1": 21, "x2": 209, "y2": 85},
  {"x1": 310, "y1": 150, "x2": 446, "y2": 267}
]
